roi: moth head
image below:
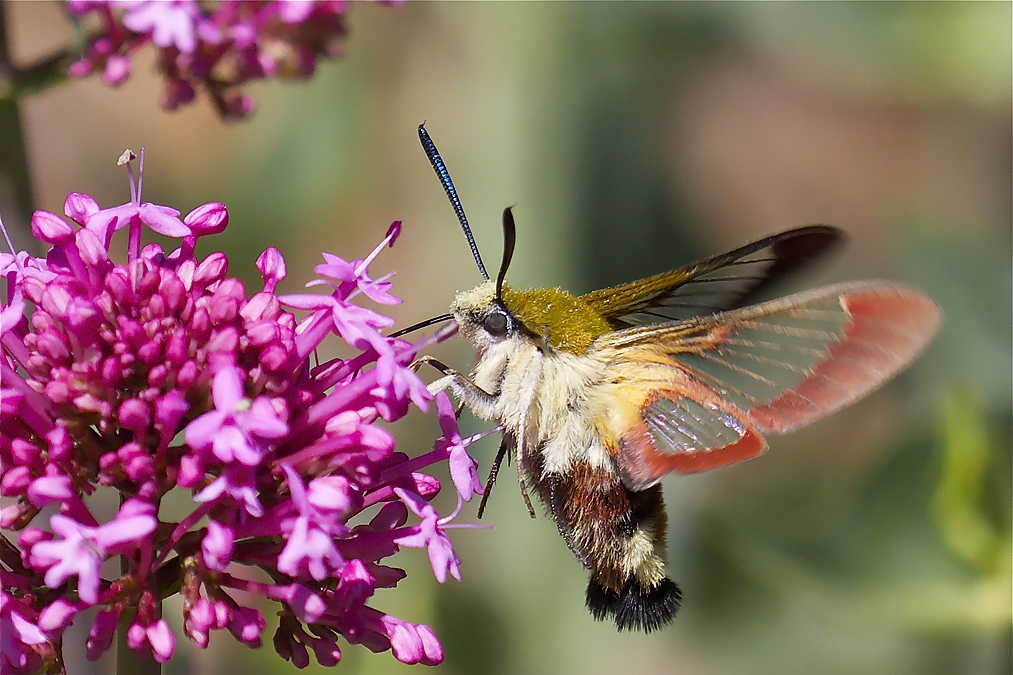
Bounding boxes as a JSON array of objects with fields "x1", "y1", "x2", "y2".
[
  {"x1": 450, "y1": 280, "x2": 514, "y2": 348},
  {"x1": 450, "y1": 207, "x2": 523, "y2": 350},
  {"x1": 450, "y1": 208, "x2": 612, "y2": 355},
  {"x1": 401, "y1": 127, "x2": 610, "y2": 351}
]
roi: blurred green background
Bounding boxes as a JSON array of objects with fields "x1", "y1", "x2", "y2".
[{"x1": 4, "y1": 3, "x2": 1010, "y2": 674}]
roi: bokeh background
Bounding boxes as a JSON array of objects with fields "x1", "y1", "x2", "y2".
[{"x1": 3, "y1": 3, "x2": 1010, "y2": 674}]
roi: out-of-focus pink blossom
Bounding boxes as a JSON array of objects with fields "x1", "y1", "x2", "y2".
[{"x1": 66, "y1": 1, "x2": 384, "y2": 120}]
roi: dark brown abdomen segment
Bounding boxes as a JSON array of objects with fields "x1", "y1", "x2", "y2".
[{"x1": 534, "y1": 461, "x2": 682, "y2": 632}]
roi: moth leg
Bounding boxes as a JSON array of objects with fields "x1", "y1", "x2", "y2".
[
  {"x1": 516, "y1": 409, "x2": 537, "y2": 519},
  {"x1": 516, "y1": 463, "x2": 536, "y2": 518},
  {"x1": 411, "y1": 356, "x2": 498, "y2": 409},
  {"x1": 477, "y1": 438, "x2": 509, "y2": 519},
  {"x1": 548, "y1": 474, "x2": 591, "y2": 569},
  {"x1": 412, "y1": 358, "x2": 522, "y2": 516}
]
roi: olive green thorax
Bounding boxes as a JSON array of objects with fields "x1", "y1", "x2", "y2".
[{"x1": 501, "y1": 283, "x2": 613, "y2": 354}]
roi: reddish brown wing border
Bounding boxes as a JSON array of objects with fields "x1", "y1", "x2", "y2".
[
  {"x1": 617, "y1": 388, "x2": 768, "y2": 489},
  {"x1": 745, "y1": 286, "x2": 941, "y2": 433}
]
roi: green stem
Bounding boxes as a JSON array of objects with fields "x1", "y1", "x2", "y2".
[
  {"x1": 0, "y1": 3, "x2": 85, "y2": 102},
  {"x1": 0, "y1": 47, "x2": 73, "y2": 100},
  {"x1": 118, "y1": 492, "x2": 163, "y2": 675},
  {"x1": 2, "y1": 6, "x2": 164, "y2": 672},
  {"x1": 116, "y1": 614, "x2": 162, "y2": 675},
  {"x1": 0, "y1": 2, "x2": 38, "y2": 254}
]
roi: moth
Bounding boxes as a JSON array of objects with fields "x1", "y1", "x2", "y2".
[{"x1": 396, "y1": 124, "x2": 941, "y2": 632}]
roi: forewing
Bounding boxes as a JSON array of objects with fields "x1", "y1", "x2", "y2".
[
  {"x1": 597, "y1": 282, "x2": 941, "y2": 489},
  {"x1": 581, "y1": 226, "x2": 843, "y2": 326}
]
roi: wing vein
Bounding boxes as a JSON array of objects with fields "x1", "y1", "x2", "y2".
[
  {"x1": 710, "y1": 349, "x2": 812, "y2": 374},
  {"x1": 722, "y1": 336, "x2": 829, "y2": 356},
  {"x1": 688, "y1": 351, "x2": 782, "y2": 387}
]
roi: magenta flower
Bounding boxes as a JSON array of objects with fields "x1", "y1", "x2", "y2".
[
  {"x1": 275, "y1": 463, "x2": 349, "y2": 581},
  {"x1": 66, "y1": 1, "x2": 385, "y2": 121},
  {"x1": 393, "y1": 487, "x2": 463, "y2": 584},
  {"x1": 0, "y1": 150, "x2": 483, "y2": 671},
  {"x1": 434, "y1": 392, "x2": 484, "y2": 503},
  {"x1": 184, "y1": 365, "x2": 288, "y2": 466},
  {"x1": 382, "y1": 614, "x2": 444, "y2": 666},
  {"x1": 0, "y1": 591, "x2": 49, "y2": 673},
  {"x1": 29, "y1": 503, "x2": 157, "y2": 604},
  {"x1": 121, "y1": 0, "x2": 201, "y2": 53},
  {"x1": 82, "y1": 150, "x2": 190, "y2": 248}
]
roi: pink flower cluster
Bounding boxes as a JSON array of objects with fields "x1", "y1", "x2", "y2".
[
  {"x1": 0, "y1": 151, "x2": 482, "y2": 672},
  {"x1": 66, "y1": 1, "x2": 373, "y2": 120}
]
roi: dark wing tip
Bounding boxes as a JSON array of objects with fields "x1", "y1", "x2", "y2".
[
  {"x1": 730, "y1": 224, "x2": 847, "y2": 308},
  {"x1": 771, "y1": 225, "x2": 847, "y2": 263}
]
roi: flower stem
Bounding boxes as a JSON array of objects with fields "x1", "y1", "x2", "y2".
[
  {"x1": 118, "y1": 492, "x2": 162, "y2": 675},
  {"x1": 0, "y1": 2, "x2": 38, "y2": 255},
  {"x1": 116, "y1": 617, "x2": 162, "y2": 675},
  {"x1": 0, "y1": 46, "x2": 73, "y2": 100},
  {"x1": 0, "y1": 4, "x2": 84, "y2": 102}
]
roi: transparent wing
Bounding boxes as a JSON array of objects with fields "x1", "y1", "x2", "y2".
[
  {"x1": 581, "y1": 226, "x2": 843, "y2": 326},
  {"x1": 598, "y1": 281, "x2": 941, "y2": 489}
]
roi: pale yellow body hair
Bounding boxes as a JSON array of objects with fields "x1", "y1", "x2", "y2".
[{"x1": 432, "y1": 281, "x2": 670, "y2": 591}]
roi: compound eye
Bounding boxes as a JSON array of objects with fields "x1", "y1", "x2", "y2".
[{"x1": 483, "y1": 310, "x2": 509, "y2": 337}]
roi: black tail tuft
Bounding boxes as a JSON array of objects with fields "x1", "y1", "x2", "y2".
[
  {"x1": 585, "y1": 577, "x2": 682, "y2": 633},
  {"x1": 585, "y1": 578, "x2": 621, "y2": 623}
]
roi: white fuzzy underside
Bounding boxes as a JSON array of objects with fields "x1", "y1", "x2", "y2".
[{"x1": 466, "y1": 337, "x2": 615, "y2": 475}]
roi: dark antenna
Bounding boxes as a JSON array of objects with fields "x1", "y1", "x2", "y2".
[
  {"x1": 389, "y1": 313, "x2": 453, "y2": 339},
  {"x1": 418, "y1": 123, "x2": 489, "y2": 280},
  {"x1": 496, "y1": 207, "x2": 516, "y2": 302}
]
